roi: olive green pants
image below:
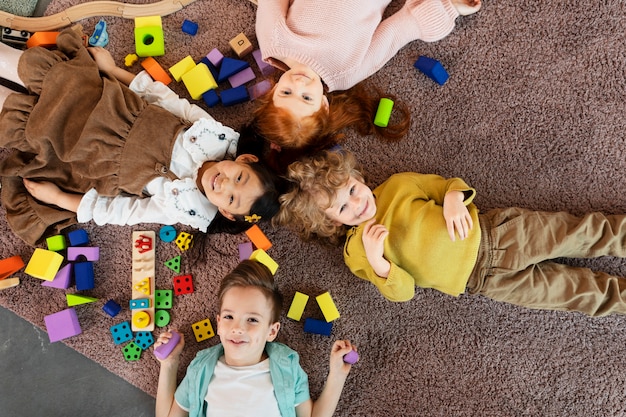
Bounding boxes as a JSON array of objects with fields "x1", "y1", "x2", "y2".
[{"x1": 467, "y1": 207, "x2": 626, "y2": 316}]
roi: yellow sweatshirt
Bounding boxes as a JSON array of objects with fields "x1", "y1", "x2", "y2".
[{"x1": 344, "y1": 173, "x2": 481, "y2": 302}]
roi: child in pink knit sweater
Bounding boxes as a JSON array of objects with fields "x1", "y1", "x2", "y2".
[{"x1": 247, "y1": 0, "x2": 481, "y2": 159}]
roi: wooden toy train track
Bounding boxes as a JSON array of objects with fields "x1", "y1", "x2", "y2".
[{"x1": 0, "y1": 0, "x2": 202, "y2": 32}]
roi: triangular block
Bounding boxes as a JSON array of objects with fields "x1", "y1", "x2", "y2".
[
  {"x1": 217, "y1": 57, "x2": 249, "y2": 83},
  {"x1": 164, "y1": 255, "x2": 181, "y2": 273},
  {"x1": 66, "y1": 294, "x2": 98, "y2": 306}
]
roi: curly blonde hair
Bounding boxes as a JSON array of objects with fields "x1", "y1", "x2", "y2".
[{"x1": 274, "y1": 150, "x2": 364, "y2": 244}]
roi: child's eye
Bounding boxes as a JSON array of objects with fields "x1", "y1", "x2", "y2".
[
  {"x1": 281, "y1": 89, "x2": 291, "y2": 96},
  {"x1": 229, "y1": 196, "x2": 234, "y2": 204},
  {"x1": 339, "y1": 204, "x2": 346, "y2": 214},
  {"x1": 237, "y1": 173, "x2": 242, "y2": 183},
  {"x1": 349, "y1": 186, "x2": 355, "y2": 195},
  {"x1": 248, "y1": 317, "x2": 259, "y2": 323},
  {"x1": 222, "y1": 314, "x2": 233, "y2": 320},
  {"x1": 303, "y1": 94, "x2": 312, "y2": 101}
]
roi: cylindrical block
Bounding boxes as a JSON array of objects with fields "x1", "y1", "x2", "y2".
[{"x1": 374, "y1": 98, "x2": 394, "y2": 127}]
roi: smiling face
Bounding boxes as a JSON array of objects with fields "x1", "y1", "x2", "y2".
[
  {"x1": 272, "y1": 63, "x2": 328, "y2": 120},
  {"x1": 199, "y1": 155, "x2": 264, "y2": 220},
  {"x1": 217, "y1": 286, "x2": 280, "y2": 367},
  {"x1": 323, "y1": 176, "x2": 377, "y2": 226}
]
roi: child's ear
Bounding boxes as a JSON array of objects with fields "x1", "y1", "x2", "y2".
[
  {"x1": 266, "y1": 322, "x2": 280, "y2": 342},
  {"x1": 218, "y1": 207, "x2": 236, "y2": 221},
  {"x1": 235, "y1": 154, "x2": 259, "y2": 164}
]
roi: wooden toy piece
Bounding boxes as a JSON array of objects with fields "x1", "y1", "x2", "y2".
[
  {"x1": 373, "y1": 98, "x2": 394, "y2": 128},
  {"x1": 249, "y1": 249, "x2": 278, "y2": 275},
  {"x1": 131, "y1": 231, "x2": 156, "y2": 331},
  {"x1": 238, "y1": 242, "x2": 254, "y2": 261},
  {"x1": 181, "y1": 19, "x2": 198, "y2": 35},
  {"x1": 125, "y1": 53, "x2": 139, "y2": 67},
  {"x1": 173, "y1": 274, "x2": 194, "y2": 296},
  {"x1": 164, "y1": 255, "x2": 181, "y2": 273},
  {"x1": 206, "y1": 48, "x2": 224, "y2": 67},
  {"x1": 155, "y1": 310, "x2": 171, "y2": 327},
  {"x1": 0, "y1": 255, "x2": 24, "y2": 280},
  {"x1": 46, "y1": 235, "x2": 67, "y2": 252},
  {"x1": 287, "y1": 291, "x2": 309, "y2": 321},
  {"x1": 414, "y1": 56, "x2": 449, "y2": 86},
  {"x1": 122, "y1": 342, "x2": 142, "y2": 361},
  {"x1": 25, "y1": 248, "x2": 63, "y2": 281},
  {"x1": 159, "y1": 225, "x2": 177, "y2": 242},
  {"x1": 175, "y1": 232, "x2": 193, "y2": 251},
  {"x1": 133, "y1": 277, "x2": 151, "y2": 295},
  {"x1": 44, "y1": 308, "x2": 82, "y2": 343},
  {"x1": 217, "y1": 57, "x2": 249, "y2": 83},
  {"x1": 343, "y1": 349, "x2": 360, "y2": 364},
  {"x1": 134, "y1": 331, "x2": 155, "y2": 350},
  {"x1": 191, "y1": 318, "x2": 215, "y2": 342},
  {"x1": 1, "y1": 27, "x2": 31, "y2": 47},
  {"x1": 229, "y1": 32, "x2": 253, "y2": 58},
  {"x1": 202, "y1": 89, "x2": 220, "y2": 108},
  {"x1": 42, "y1": 264, "x2": 72, "y2": 289},
  {"x1": 316, "y1": 291, "x2": 341, "y2": 322},
  {"x1": 67, "y1": 246, "x2": 100, "y2": 262},
  {"x1": 110, "y1": 321, "x2": 133, "y2": 345},
  {"x1": 303, "y1": 318, "x2": 333, "y2": 336},
  {"x1": 130, "y1": 298, "x2": 150, "y2": 309},
  {"x1": 153, "y1": 330, "x2": 181, "y2": 360},
  {"x1": 169, "y1": 55, "x2": 196, "y2": 82},
  {"x1": 26, "y1": 31, "x2": 59, "y2": 48},
  {"x1": 252, "y1": 49, "x2": 275, "y2": 76},
  {"x1": 141, "y1": 57, "x2": 172, "y2": 85},
  {"x1": 229, "y1": 67, "x2": 256, "y2": 88},
  {"x1": 66, "y1": 293, "x2": 98, "y2": 306},
  {"x1": 248, "y1": 79, "x2": 272, "y2": 101},
  {"x1": 132, "y1": 311, "x2": 151, "y2": 329},
  {"x1": 68, "y1": 229, "x2": 89, "y2": 246},
  {"x1": 245, "y1": 224, "x2": 272, "y2": 251},
  {"x1": 88, "y1": 18, "x2": 108, "y2": 47},
  {"x1": 182, "y1": 63, "x2": 218, "y2": 100},
  {"x1": 134, "y1": 16, "x2": 164, "y2": 57},
  {"x1": 0, "y1": 277, "x2": 19, "y2": 290},
  {"x1": 74, "y1": 261, "x2": 95, "y2": 291},
  {"x1": 102, "y1": 299, "x2": 122, "y2": 317},
  {"x1": 155, "y1": 289, "x2": 173, "y2": 309}
]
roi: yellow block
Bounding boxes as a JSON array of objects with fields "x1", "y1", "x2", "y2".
[
  {"x1": 132, "y1": 311, "x2": 151, "y2": 329},
  {"x1": 182, "y1": 63, "x2": 217, "y2": 100},
  {"x1": 25, "y1": 248, "x2": 64, "y2": 281},
  {"x1": 169, "y1": 55, "x2": 196, "y2": 82},
  {"x1": 287, "y1": 291, "x2": 309, "y2": 321},
  {"x1": 316, "y1": 291, "x2": 340, "y2": 322},
  {"x1": 191, "y1": 318, "x2": 215, "y2": 342},
  {"x1": 135, "y1": 16, "x2": 162, "y2": 28},
  {"x1": 249, "y1": 249, "x2": 278, "y2": 275},
  {"x1": 0, "y1": 277, "x2": 19, "y2": 290}
]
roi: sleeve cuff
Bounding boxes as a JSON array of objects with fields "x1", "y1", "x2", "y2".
[{"x1": 76, "y1": 188, "x2": 98, "y2": 222}]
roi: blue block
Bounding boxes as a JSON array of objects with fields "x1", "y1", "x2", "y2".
[
  {"x1": 181, "y1": 19, "x2": 198, "y2": 36},
  {"x1": 303, "y1": 318, "x2": 333, "y2": 336},
  {"x1": 221, "y1": 85, "x2": 249, "y2": 106},
  {"x1": 110, "y1": 321, "x2": 133, "y2": 345},
  {"x1": 130, "y1": 298, "x2": 150, "y2": 309},
  {"x1": 102, "y1": 299, "x2": 122, "y2": 317},
  {"x1": 200, "y1": 57, "x2": 220, "y2": 81},
  {"x1": 134, "y1": 331, "x2": 155, "y2": 350},
  {"x1": 414, "y1": 56, "x2": 449, "y2": 85},
  {"x1": 202, "y1": 89, "x2": 220, "y2": 107},
  {"x1": 217, "y1": 57, "x2": 249, "y2": 83},
  {"x1": 68, "y1": 229, "x2": 89, "y2": 246},
  {"x1": 74, "y1": 261, "x2": 94, "y2": 291}
]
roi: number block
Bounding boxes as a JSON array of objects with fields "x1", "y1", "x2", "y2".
[{"x1": 191, "y1": 318, "x2": 215, "y2": 342}]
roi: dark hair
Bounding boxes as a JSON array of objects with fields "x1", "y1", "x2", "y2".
[{"x1": 219, "y1": 259, "x2": 283, "y2": 323}]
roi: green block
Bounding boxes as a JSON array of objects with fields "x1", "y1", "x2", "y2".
[
  {"x1": 66, "y1": 294, "x2": 98, "y2": 307},
  {"x1": 134, "y1": 25, "x2": 164, "y2": 57},
  {"x1": 164, "y1": 256, "x2": 181, "y2": 273},
  {"x1": 155, "y1": 310, "x2": 171, "y2": 327},
  {"x1": 155, "y1": 289, "x2": 173, "y2": 309},
  {"x1": 374, "y1": 98, "x2": 394, "y2": 128},
  {"x1": 46, "y1": 235, "x2": 67, "y2": 252},
  {"x1": 122, "y1": 342, "x2": 142, "y2": 361}
]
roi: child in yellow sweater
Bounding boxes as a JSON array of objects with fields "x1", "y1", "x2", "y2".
[{"x1": 276, "y1": 150, "x2": 626, "y2": 316}]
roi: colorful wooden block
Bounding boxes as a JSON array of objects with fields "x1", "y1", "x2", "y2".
[
  {"x1": 42, "y1": 263, "x2": 72, "y2": 289},
  {"x1": 46, "y1": 235, "x2": 66, "y2": 251},
  {"x1": 316, "y1": 291, "x2": 341, "y2": 322},
  {"x1": 132, "y1": 311, "x2": 151, "y2": 329},
  {"x1": 229, "y1": 32, "x2": 253, "y2": 58},
  {"x1": 68, "y1": 229, "x2": 89, "y2": 246},
  {"x1": 173, "y1": 274, "x2": 194, "y2": 295},
  {"x1": 303, "y1": 318, "x2": 333, "y2": 336},
  {"x1": 153, "y1": 330, "x2": 180, "y2": 360},
  {"x1": 238, "y1": 242, "x2": 254, "y2": 261},
  {"x1": 131, "y1": 231, "x2": 156, "y2": 332},
  {"x1": 287, "y1": 292, "x2": 309, "y2": 321},
  {"x1": 175, "y1": 232, "x2": 193, "y2": 251},
  {"x1": 110, "y1": 321, "x2": 133, "y2": 345},
  {"x1": 44, "y1": 308, "x2": 82, "y2": 342},
  {"x1": 169, "y1": 55, "x2": 196, "y2": 82},
  {"x1": 134, "y1": 16, "x2": 164, "y2": 57},
  {"x1": 191, "y1": 318, "x2": 215, "y2": 342},
  {"x1": 133, "y1": 277, "x2": 151, "y2": 295},
  {"x1": 248, "y1": 79, "x2": 272, "y2": 101},
  {"x1": 206, "y1": 48, "x2": 224, "y2": 67},
  {"x1": 155, "y1": 289, "x2": 173, "y2": 309},
  {"x1": 0, "y1": 255, "x2": 24, "y2": 280},
  {"x1": 181, "y1": 19, "x2": 199, "y2": 36},
  {"x1": 343, "y1": 350, "x2": 360, "y2": 364},
  {"x1": 66, "y1": 294, "x2": 98, "y2": 307},
  {"x1": 122, "y1": 342, "x2": 142, "y2": 361},
  {"x1": 373, "y1": 98, "x2": 394, "y2": 128},
  {"x1": 102, "y1": 300, "x2": 122, "y2": 317},
  {"x1": 252, "y1": 49, "x2": 275, "y2": 76},
  {"x1": 67, "y1": 246, "x2": 100, "y2": 262},
  {"x1": 245, "y1": 224, "x2": 272, "y2": 251},
  {"x1": 217, "y1": 57, "x2": 249, "y2": 83},
  {"x1": 130, "y1": 298, "x2": 150, "y2": 309},
  {"x1": 202, "y1": 89, "x2": 220, "y2": 108},
  {"x1": 141, "y1": 57, "x2": 172, "y2": 85},
  {"x1": 74, "y1": 261, "x2": 95, "y2": 291},
  {"x1": 182, "y1": 63, "x2": 218, "y2": 100},
  {"x1": 414, "y1": 56, "x2": 449, "y2": 85},
  {"x1": 155, "y1": 310, "x2": 171, "y2": 327},
  {"x1": 0, "y1": 277, "x2": 19, "y2": 290},
  {"x1": 25, "y1": 248, "x2": 63, "y2": 281},
  {"x1": 26, "y1": 31, "x2": 59, "y2": 48},
  {"x1": 124, "y1": 53, "x2": 139, "y2": 67},
  {"x1": 134, "y1": 331, "x2": 155, "y2": 350},
  {"x1": 249, "y1": 249, "x2": 278, "y2": 275},
  {"x1": 229, "y1": 67, "x2": 255, "y2": 88},
  {"x1": 159, "y1": 225, "x2": 177, "y2": 242},
  {"x1": 164, "y1": 256, "x2": 181, "y2": 273},
  {"x1": 220, "y1": 85, "x2": 249, "y2": 106}
]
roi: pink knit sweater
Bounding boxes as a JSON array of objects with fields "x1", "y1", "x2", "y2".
[{"x1": 256, "y1": 0, "x2": 459, "y2": 92}]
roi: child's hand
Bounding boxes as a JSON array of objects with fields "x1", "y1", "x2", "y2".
[
  {"x1": 23, "y1": 179, "x2": 63, "y2": 205},
  {"x1": 328, "y1": 340, "x2": 356, "y2": 378},
  {"x1": 443, "y1": 190, "x2": 473, "y2": 241},
  {"x1": 88, "y1": 47, "x2": 117, "y2": 72},
  {"x1": 154, "y1": 330, "x2": 185, "y2": 364},
  {"x1": 362, "y1": 218, "x2": 391, "y2": 277}
]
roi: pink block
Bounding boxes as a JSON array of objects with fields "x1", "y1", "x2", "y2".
[
  {"x1": 248, "y1": 79, "x2": 272, "y2": 100},
  {"x1": 228, "y1": 67, "x2": 255, "y2": 88},
  {"x1": 154, "y1": 330, "x2": 181, "y2": 360},
  {"x1": 44, "y1": 307, "x2": 82, "y2": 342},
  {"x1": 206, "y1": 48, "x2": 224, "y2": 67},
  {"x1": 67, "y1": 246, "x2": 100, "y2": 262},
  {"x1": 42, "y1": 263, "x2": 72, "y2": 289},
  {"x1": 252, "y1": 49, "x2": 275, "y2": 76},
  {"x1": 238, "y1": 242, "x2": 253, "y2": 261}
]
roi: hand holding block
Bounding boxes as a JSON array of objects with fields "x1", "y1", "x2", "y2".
[
  {"x1": 343, "y1": 349, "x2": 360, "y2": 364},
  {"x1": 154, "y1": 331, "x2": 181, "y2": 360}
]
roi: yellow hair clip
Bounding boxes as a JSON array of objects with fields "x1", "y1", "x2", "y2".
[{"x1": 245, "y1": 214, "x2": 262, "y2": 223}]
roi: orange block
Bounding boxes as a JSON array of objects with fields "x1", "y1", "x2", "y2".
[
  {"x1": 245, "y1": 225, "x2": 272, "y2": 251},
  {"x1": 0, "y1": 256, "x2": 24, "y2": 280},
  {"x1": 26, "y1": 32, "x2": 59, "y2": 49},
  {"x1": 141, "y1": 57, "x2": 172, "y2": 86}
]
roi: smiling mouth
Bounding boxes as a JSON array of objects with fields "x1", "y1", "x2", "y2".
[{"x1": 359, "y1": 201, "x2": 368, "y2": 217}]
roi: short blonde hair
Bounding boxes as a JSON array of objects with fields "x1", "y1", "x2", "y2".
[{"x1": 274, "y1": 150, "x2": 364, "y2": 244}]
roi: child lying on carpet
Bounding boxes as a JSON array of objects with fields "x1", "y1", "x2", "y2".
[
  {"x1": 0, "y1": 28, "x2": 280, "y2": 246},
  {"x1": 244, "y1": 0, "x2": 481, "y2": 170},
  {"x1": 276, "y1": 149, "x2": 626, "y2": 317},
  {"x1": 153, "y1": 259, "x2": 355, "y2": 417}
]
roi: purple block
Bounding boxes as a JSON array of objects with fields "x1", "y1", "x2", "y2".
[
  {"x1": 154, "y1": 330, "x2": 181, "y2": 360},
  {"x1": 343, "y1": 349, "x2": 360, "y2": 364},
  {"x1": 238, "y1": 242, "x2": 254, "y2": 261},
  {"x1": 206, "y1": 48, "x2": 223, "y2": 67},
  {"x1": 44, "y1": 307, "x2": 82, "y2": 342},
  {"x1": 42, "y1": 263, "x2": 72, "y2": 289},
  {"x1": 67, "y1": 246, "x2": 100, "y2": 262},
  {"x1": 248, "y1": 79, "x2": 272, "y2": 101},
  {"x1": 217, "y1": 57, "x2": 249, "y2": 83},
  {"x1": 228, "y1": 67, "x2": 255, "y2": 88},
  {"x1": 252, "y1": 49, "x2": 275, "y2": 76}
]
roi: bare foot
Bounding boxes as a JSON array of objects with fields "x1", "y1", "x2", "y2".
[{"x1": 452, "y1": 0, "x2": 481, "y2": 16}]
